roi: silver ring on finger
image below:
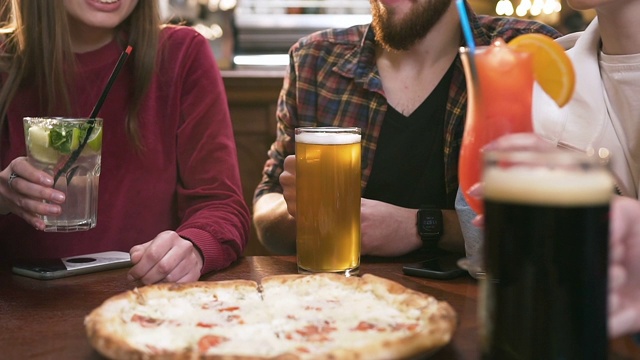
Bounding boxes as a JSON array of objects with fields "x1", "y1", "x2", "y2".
[{"x1": 8, "y1": 172, "x2": 18, "y2": 191}]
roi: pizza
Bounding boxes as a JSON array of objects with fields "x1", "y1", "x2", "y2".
[{"x1": 85, "y1": 273, "x2": 457, "y2": 359}]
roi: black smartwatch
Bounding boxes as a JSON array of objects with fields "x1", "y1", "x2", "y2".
[{"x1": 417, "y1": 207, "x2": 443, "y2": 246}]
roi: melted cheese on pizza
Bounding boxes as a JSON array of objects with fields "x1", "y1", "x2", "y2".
[
  {"x1": 85, "y1": 274, "x2": 456, "y2": 360},
  {"x1": 262, "y1": 275, "x2": 426, "y2": 356}
]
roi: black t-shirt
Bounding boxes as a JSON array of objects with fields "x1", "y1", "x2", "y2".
[{"x1": 363, "y1": 63, "x2": 454, "y2": 210}]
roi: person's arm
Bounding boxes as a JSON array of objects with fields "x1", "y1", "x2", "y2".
[
  {"x1": 139, "y1": 29, "x2": 249, "y2": 276},
  {"x1": 177, "y1": 30, "x2": 250, "y2": 273},
  {"x1": 252, "y1": 49, "x2": 299, "y2": 255},
  {"x1": 252, "y1": 131, "x2": 297, "y2": 255},
  {"x1": 608, "y1": 196, "x2": 640, "y2": 338},
  {"x1": 360, "y1": 199, "x2": 463, "y2": 256},
  {"x1": 253, "y1": 193, "x2": 297, "y2": 254}
]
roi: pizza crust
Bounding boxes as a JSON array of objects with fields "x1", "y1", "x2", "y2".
[
  {"x1": 85, "y1": 274, "x2": 457, "y2": 360},
  {"x1": 356, "y1": 274, "x2": 457, "y2": 359}
]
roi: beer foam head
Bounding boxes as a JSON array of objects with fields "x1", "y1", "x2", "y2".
[
  {"x1": 296, "y1": 130, "x2": 361, "y2": 145},
  {"x1": 483, "y1": 151, "x2": 614, "y2": 206}
]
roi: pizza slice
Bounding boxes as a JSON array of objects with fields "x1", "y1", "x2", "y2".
[
  {"x1": 260, "y1": 274, "x2": 457, "y2": 359},
  {"x1": 86, "y1": 280, "x2": 280, "y2": 359}
]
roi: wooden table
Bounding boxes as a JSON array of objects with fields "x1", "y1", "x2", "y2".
[{"x1": 1, "y1": 256, "x2": 638, "y2": 359}]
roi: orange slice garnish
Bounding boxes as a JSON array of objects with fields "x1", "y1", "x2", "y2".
[{"x1": 508, "y1": 33, "x2": 575, "y2": 107}]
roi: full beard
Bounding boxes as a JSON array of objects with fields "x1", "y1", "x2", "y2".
[{"x1": 370, "y1": 0, "x2": 452, "y2": 51}]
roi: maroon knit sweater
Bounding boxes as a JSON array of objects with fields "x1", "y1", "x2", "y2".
[{"x1": 0, "y1": 26, "x2": 250, "y2": 274}]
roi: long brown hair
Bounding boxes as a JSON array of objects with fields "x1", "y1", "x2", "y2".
[{"x1": 0, "y1": 0, "x2": 160, "y2": 149}]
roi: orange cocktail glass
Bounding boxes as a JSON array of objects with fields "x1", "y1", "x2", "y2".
[{"x1": 458, "y1": 40, "x2": 535, "y2": 214}]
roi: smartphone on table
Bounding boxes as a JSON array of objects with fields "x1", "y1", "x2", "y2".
[
  {"x1": 12, "y1": 251, "x2": 132, "y2": 280},
  {"x1": 402, "y1": 253, "x2": 466, "y2": 280}
]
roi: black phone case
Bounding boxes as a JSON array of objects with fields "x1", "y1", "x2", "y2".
[{"x1": 402, "y1": 256, "x2": 466, "y2": 280}]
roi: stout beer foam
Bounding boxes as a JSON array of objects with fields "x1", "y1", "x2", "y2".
[
  {"x1": 296, "y1": 132, "x2": 361, "y2": 145},
  {"x1": 483, "y1": 165, "x2": 613, "y2": 206}
]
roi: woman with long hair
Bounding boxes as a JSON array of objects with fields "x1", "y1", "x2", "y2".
[{"x1": 0, "y1": 0, "x2": 250, "y2": 284}]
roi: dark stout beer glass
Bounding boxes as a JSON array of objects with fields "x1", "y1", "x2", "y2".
[{"x1": 481, "y1": 149, "x2": 613, "y2": 359}]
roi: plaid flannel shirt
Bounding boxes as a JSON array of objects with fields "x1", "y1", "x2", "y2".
[{"x1": 254, "y1": 6, "x2": 560, "y2": 208}]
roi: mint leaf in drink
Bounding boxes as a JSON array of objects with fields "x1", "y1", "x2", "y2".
[
  {"x1": 50, "y1": 124, "x2": 85, "y2": 154},
  {"x1": 50, "y1": 127, "x2": 72, "y2": 154}
]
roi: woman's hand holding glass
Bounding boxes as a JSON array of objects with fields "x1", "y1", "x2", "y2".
[{"x1": 0, "y1": 157, "x2": 65, "y2": 230}]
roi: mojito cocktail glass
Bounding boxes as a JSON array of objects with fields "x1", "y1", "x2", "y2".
[{"x1": 23, "y1": 117, "x2": 103, "y2": 232}]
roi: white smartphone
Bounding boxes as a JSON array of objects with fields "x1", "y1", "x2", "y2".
[{"x1": 11, "y1": 251, "x2": 132, "y2": 280}]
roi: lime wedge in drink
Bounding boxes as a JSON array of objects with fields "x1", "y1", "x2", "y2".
[
  {"x1": 69, "y1": 128, "x2": 80, "y2": 151},
  {"x1": 29, "y1": 143, "x2": 60, "y2": 164},
  {"x1": 28, "y1": 126, "x2": 50, "y2": 148},
  {"x1": 27, "y1": 126, "x2": 60, "y2": 164},
  {"x1": 87, "y1": 126, "x2": 103, "y2": 151}
]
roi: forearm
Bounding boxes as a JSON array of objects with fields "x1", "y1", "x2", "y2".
[
  {"x1": 361, "y1": 199, "x2": 465, "y2": 256},
  {"x1": 253, "y1": 193, "x2": 297, "y2": 255},
  {"x1": 178, "y1": 221, "x2": 247, "y2": 274}
]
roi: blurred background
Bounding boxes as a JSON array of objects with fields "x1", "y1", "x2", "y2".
[{"x1": 161, "y1": 0, "x2": 595, "y2": 70}]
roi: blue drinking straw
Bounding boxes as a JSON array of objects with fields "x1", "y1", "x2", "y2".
[
  {"x1": 455, "y1": 0, "x2": 480, "y2": 97},
  {"x1": 456, "y1": 0, "x2": 476, "y2": 53}
]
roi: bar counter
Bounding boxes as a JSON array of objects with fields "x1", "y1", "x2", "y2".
[{"x1": 1, "y1": 256, "x2": 638, "y2": 359}]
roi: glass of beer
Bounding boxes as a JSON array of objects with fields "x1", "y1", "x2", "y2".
[
  {"x1": 295, "y1": 127, "x2": 361, "y2": 275},
  {"x1": 480, "y1": 148, "x2": 613, "y2": 359}
]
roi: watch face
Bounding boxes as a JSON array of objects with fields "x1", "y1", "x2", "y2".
[{"x1": 419, "y1": 209, "x2": 442, "y2": 236}]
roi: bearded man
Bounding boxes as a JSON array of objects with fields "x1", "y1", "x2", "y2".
[{"x1": 252, "y1": 0, "x2": 559, "y2": 257}]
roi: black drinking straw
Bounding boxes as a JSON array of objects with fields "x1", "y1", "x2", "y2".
[{"x1": 53, "y1": 45, "x2": 133, "y2": 185}]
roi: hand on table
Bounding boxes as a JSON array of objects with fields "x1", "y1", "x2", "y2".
[
  {"x1": 0, "y1": 157, "x2": 65, "y2": 230},
  {"x1": 128, "y1": 230, "x2": 204, "y2": 284},
  {"x1": 608, "y1": 196, "x2": 640, "y2": 338}
]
